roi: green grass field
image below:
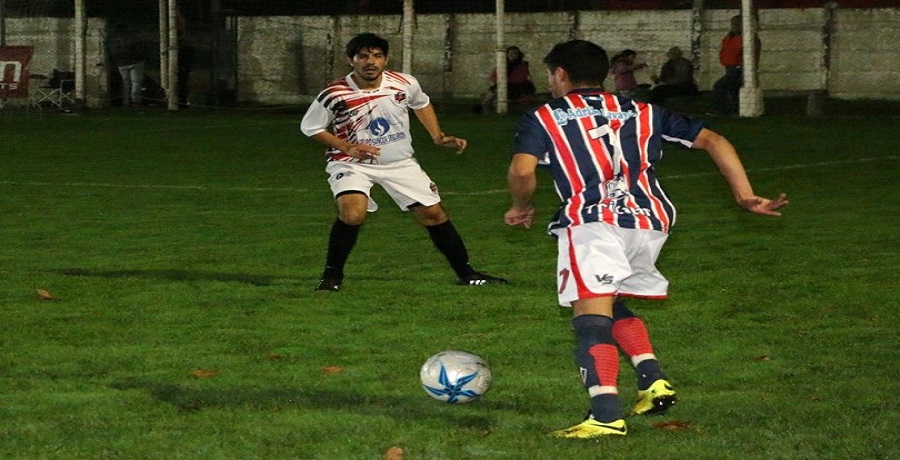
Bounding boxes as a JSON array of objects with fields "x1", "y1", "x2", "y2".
[{"x1": 1, "y1": 100, "x2": 898, "y2": 459}]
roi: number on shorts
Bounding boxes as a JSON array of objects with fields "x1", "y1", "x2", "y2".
[{"x1": 558, "y1": 267, "x2": 570, "y2": 294}]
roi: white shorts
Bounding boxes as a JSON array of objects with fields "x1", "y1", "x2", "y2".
[
  {"x1": 325, "y1": 159, "x2": 441, "y2": 211},
  {"x1": 553, "y1": 222, "x2": 669, "y2": 307}
]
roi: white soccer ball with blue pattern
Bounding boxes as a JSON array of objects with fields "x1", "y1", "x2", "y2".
[{"x1": 420, "y1": 350, "x2": 492, "y2": 404}]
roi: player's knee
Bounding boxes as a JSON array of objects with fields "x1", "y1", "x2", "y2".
[
  {"x1": 338, "y1": 209, "x2": 367, "y2": 225},
  {"x1": 411, "y1": 203, "x2": 448, "y2": 226},
  {"x1": 335, "y1": 191, "x2": 369, "y2": 225},
  {"x1": 337, "y1": 203, "x2": 368, "y2": 225}
]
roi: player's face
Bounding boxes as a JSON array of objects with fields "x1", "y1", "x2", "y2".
[
  {"x1": 547, "y1": 67, "x2": 568, "y2": 98},
  {"x1": 349, "y1": 47, "x2": 388, "y2": 86}
]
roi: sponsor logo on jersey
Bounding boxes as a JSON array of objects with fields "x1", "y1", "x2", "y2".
[
  {"x1": 361, "y1": 132, "x2": 408, "y2": 147},
  {"x1": 359, "y1": 116, "x2": 409, "y2": 147},
  {"x1": 369, "y1": 117, "x2": 391, "y2": 136},
  {"x1": 553, "y1": 106, "x2": 637, "y2": 126},
  {"x1": 585, "y1": 201, "x2": 653, "y2": 217}
]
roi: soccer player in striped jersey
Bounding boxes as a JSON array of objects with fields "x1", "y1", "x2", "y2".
[
  {"x1": 504, "y1": 39, "x2": 788, "y2": 438},
  {"x1": 301, "y1": 32, "x2": 508, "y2": 291}
]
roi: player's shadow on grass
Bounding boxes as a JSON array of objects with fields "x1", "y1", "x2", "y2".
[
  {"x1": 52, "y1": 267, "x2": 273, "y2": 286},
  {"x1": 109, "y1": 378, "x2": 532, "y2": 427}
]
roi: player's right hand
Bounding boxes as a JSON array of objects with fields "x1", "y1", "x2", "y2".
[
  {"x1": 347, "y1": 144, "x2": 380, "y2": 160},
  {"x1": 739, "y1": 193, "x2": 789, "y2": 216},
  {"x1": 504, "y1": 205, "x2": 535, "y2": 229}
]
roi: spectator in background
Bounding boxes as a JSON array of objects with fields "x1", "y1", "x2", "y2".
[
  {"x1": 107, "y1": 24, "x2": 147, "y2": 107},
  {"x1": 610, "y1": 49, "x2": 648, "y2": 97},
  {"x1": 712, "y1": 15, "x2": 760, "y2": 115},
  {"x1": 176, "y1": 9, "x2": 195, "y2": 108},
  {"x1": 649, "y1": 46, "x2": 698, "y2": 105},
  {"x1": 476, "y1": 45, "x2": 536, "y2": 113},
  {"x1": 177, "y1": 38, "x2": 195, "y2": 108}
]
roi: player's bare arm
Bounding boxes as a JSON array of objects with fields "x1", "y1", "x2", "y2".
[
  {"x1": 693, "y1": 128, "x2": 789, "y2": 216},
  {"x1": 310, "y1": 131, "x2": 381, "y2": 161},
  {"x1": 505, "y1": 153, "x2": 539, "y2": 229},
  {"x1": 413, "y1": 104, "x2": 467, "y2": 153}
]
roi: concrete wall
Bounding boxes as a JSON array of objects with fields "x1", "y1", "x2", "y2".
[
  {"x1": 4, "y1": 7, "x2": 898, "y2": 106},
  {"x1": 4, "y1": 17, "x2": 108, "y2": 107},
  {"x1": 830, "y1": 8, "x2": 899, "y2": 99},
  {"x1": 236, "y1": 7, "x2": 900, "y2": 104}
]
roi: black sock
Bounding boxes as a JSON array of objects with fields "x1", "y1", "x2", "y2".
[
  {"x1": 322, "y1": 219, "x2": 360, "y2": 280},
  {"x1": 426, "y1": 220, "x2": 474, "y2": 278}
]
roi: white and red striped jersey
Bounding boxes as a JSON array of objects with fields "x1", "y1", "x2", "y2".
[
  {"x1": 300, "y1": 70, "x2": 431, "y2": 164},
  {"x1": 513, "y1": 88, "x2": 706, "y2": 234}
]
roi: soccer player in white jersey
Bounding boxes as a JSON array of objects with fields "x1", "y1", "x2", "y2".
[
  {"x1": 301, "y1": 32, "x2": 508, "y2": 291},
  {"x1": 504, "y1": 40, "x2": 788, "y2": 438}
]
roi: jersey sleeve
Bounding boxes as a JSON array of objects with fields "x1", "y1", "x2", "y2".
[
  {"x1": 405, "y1": 74, "x2": 431, "y2": 111},
  {"x1": 658, "y1": 106, "x2": 706, "y2": 149},
  {"x1": 512, "y1": 112, "x2": 549, "y2": 159},
  {"x1": 300, "y1": 98, "x2": 333, "y2": 137}
]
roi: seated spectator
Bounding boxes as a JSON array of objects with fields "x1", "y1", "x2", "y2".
[
  {"x1": 476, "y1": 45, "x2": 536, "y2": 113},
  {"x1": 649, "y1": 46, "x2": 699, "y2": 105}
]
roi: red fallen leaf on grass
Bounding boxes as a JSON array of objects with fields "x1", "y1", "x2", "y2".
[
  {"x1": 266, "y1": 354, "x2": 284, "y2": 361},
  {"x1": 36, "y1": 289, "x2": 54, "y2": 300},
  {"x1": 753, "y1": 355, "x2": 771, "y2": 361},
  {"x1": 653, "y1": 420, "x2": 692, "y2": 430},
  {"x1": 191, "y1": 369, "x2": 219, "y2": 379},
  {"x1": 322, "y1": 365, "x2": 344, "y2": 374},
  {"x1": 383, "y1": 446, "x2": 404, "y2": 460}
]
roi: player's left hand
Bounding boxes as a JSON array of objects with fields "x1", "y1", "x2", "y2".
[
  {"x1": 739, "y1": 193, "x2": 789, "y2": 216},
  {"x1": 434, "y1": 134, "x2": 467, "y2": 154}
]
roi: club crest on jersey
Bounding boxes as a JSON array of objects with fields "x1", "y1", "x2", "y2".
[
  {"x1": 369, "y1": 117, "x2": 391, "y2": 136},
  {"x1": 394, "y1": 91, "x2": 407, "y2": 103}
]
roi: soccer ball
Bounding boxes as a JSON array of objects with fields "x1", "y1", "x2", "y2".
[{"x1": 420, "y1": 350, "x2": 492, "y2": 404}]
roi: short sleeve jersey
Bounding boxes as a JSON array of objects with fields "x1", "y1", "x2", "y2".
[
  {"x1": 300, "y1": 70, "x2": 430, "y2": 164},
  {"x1": 513, "y1": 88, "x2": 705, "y2": 234}
]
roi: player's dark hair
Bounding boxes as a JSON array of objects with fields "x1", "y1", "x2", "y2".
[
  {"x1": 543, "y1": 39, "x2": 609, "y2": 87},
  {"x1": 346, "y1": 32, "x2": 390, "y2": 58}
]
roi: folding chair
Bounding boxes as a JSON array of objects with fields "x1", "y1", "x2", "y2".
[{"x1": 30, "y1": 70, "x2": 75, "y2": 109}]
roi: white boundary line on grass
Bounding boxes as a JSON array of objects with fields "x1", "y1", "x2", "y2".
[
  {"x1": 0, "y1": 181, "x2": 309, "y2": 193},
  {"x1": 0, "y1": 156, "x2": 894, "y2": 195}
]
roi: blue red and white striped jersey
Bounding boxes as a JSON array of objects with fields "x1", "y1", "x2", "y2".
[
  {"x1": 513, "y1": 88, "x2": 705, "y2": 233},
  {"x1": 300, "y1": 70, "x2": 430, "y2": 164}
]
